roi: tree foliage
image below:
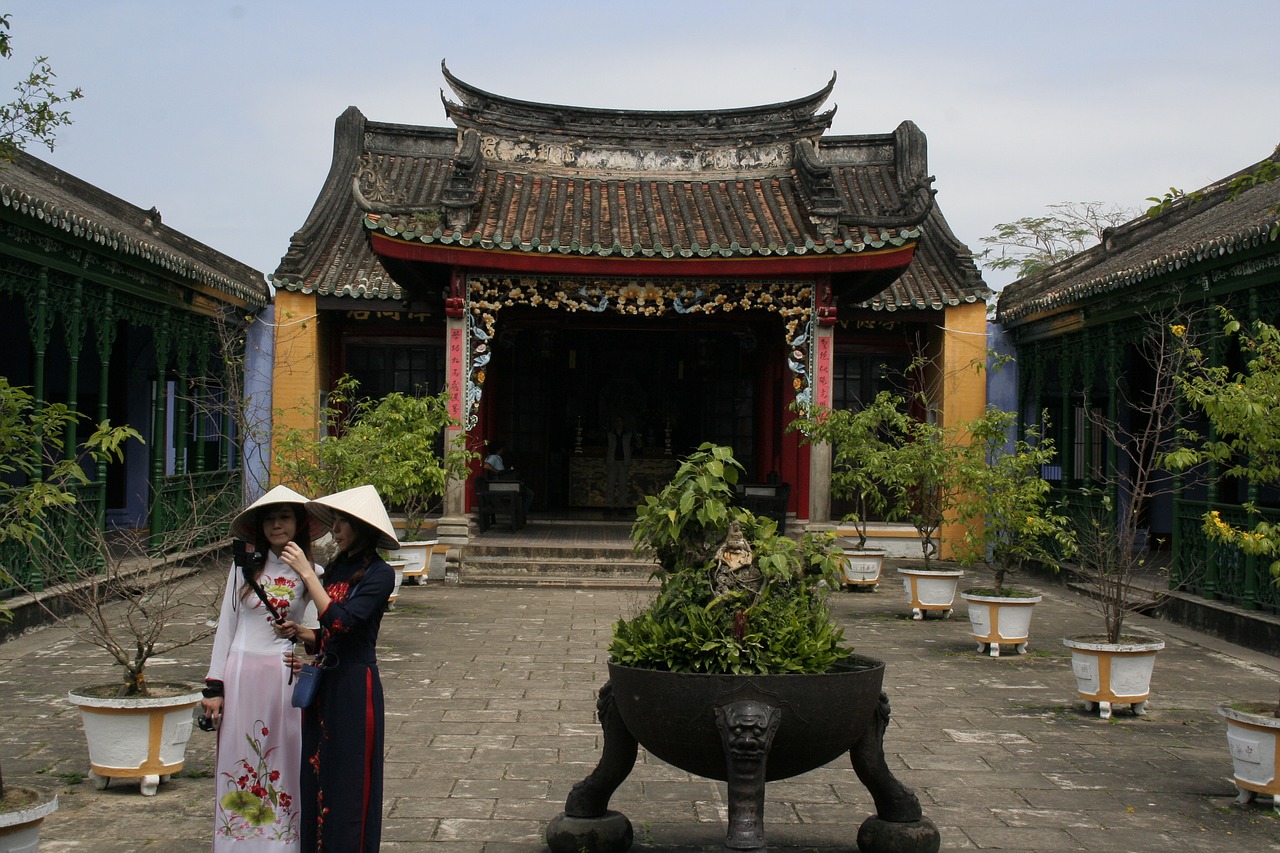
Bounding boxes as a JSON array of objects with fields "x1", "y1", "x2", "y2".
[
  {"x1": 1168, "y1": 311, "x2": 1280, "y2": 573},
  {"x1": 273, "y1": 375, "x2": 474, "y2": 538},
  {"x1": 0, "y1": 379, "x2": 137, "y2": 555},
  {"x1": 950, "y1": 407, "x2": 1075, "y2": 593},
  {"x1": 979, "y1": 201, "x2": 1136, "y2": 278},
  {"x1": 790, "y1": 390, "x2": 913, "y2": 550},
  {"x1": 0, "y1": 13, "x2": 82, "y2": 161}
]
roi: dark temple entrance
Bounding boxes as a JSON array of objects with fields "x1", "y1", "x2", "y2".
[{"x1": 480, "y1": 310, "x2": 787, "y2": 514}]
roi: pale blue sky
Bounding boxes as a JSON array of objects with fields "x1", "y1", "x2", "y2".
[{"x1": 5, "y1": 0, "x2": 1277, "y2": 291}]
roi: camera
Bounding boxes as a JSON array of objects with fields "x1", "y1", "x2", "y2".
[
  {"x1": 233, "y1": 539, "x2": 266, "y2": 574},
  {"x1": 196, "y1": 712, "x2": 216, "y2": 732}
]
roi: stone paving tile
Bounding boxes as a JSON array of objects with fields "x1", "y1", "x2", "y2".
[{"x1": 5, "y1": 564, "x2": 1280, "y2": 850}]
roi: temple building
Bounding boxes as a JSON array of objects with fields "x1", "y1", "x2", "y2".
[
  {"x1": 272, "y1": 65, "x2": 990, "y2": 545},
  {"x1": 0, "y1": 151, "x2": 268, "y2": 593}
]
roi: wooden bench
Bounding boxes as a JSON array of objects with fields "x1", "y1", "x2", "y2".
[{"x1": 476, "y1": 480, "x2": 526, "y2": 532}]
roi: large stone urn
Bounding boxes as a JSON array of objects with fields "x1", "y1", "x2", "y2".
[{"x1": 546, "y1": 655, "x2": 939, "y2": 853}]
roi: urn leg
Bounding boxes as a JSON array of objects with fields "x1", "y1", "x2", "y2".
[
  {"x1": 850, "y1": 691, "x2": 940, "y2": 853},
  {"x1": 714, "y1": 699, "x2": 782, "y2": 853},
  {"x1": 1132, "y1": 700, "x2": 1148, "y2": 717},
  {"x1": 548, "y1": 681, "x2": 637, "y2": 853},
  {"x1": 1098, "y1": 701, "x2": 1113, "y2": 720}
]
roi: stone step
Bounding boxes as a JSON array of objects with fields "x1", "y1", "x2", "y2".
[{"x1": 459, "y1": 550, "x2": 660, "y2": 589}]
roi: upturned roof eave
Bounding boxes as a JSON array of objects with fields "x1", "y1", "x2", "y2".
[{"x1": 367, "y1": 229, "x2": 917, "y2": 279}]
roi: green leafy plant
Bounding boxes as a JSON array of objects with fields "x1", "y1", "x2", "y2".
[
  {"x1": 274, "y1": 375, "x2": 474, "y2": 539},
  {"x1": 0, "y1": 13, "x2": 82, "y2": 162},
  {"x1": 0, "y1": 379, "x2": 136, "y2": 801},
  {"x1": 790, "y1": 390, "x2": 912, "y2": 550},
  {"x1": 610, "y1": 443, "x2": 850, "y2": 674},
  {"x1": 1168, "y1": 309, "x2": 1280, "y2": 592},
  {"x1": 950, "y1": 407, "x2": 1076, "y2": 595}
]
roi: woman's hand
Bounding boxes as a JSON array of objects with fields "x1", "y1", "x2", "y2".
[
  {"x1": 280, "y1": 541, "x2": 313, "y2": 578},
  {"x1": 200, "y1": 695, "x2": 224, "y2": 728},
  {"x1": 274, "y1": 620, "x2": 316, "y2": 647}
]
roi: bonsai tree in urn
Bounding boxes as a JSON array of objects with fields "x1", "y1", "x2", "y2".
[
  {"x1": 548, "y1": 443, "x2": 940, "y2": 853},
  {"x1": 611, "y1": 442, "x2": 849, "y2": 674}
]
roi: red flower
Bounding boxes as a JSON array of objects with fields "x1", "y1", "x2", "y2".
[
  {"x1": 269, "y1": 770, "x2": 280, "y2": 782},
  {"x1": 261, "y1": 726, "x2": 270, "y2": 736}
]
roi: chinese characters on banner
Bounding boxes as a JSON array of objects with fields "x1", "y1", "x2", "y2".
[
  {"x1": 815, "y1": 334, "x2": 832, "y2": 410},
  {"x1": 447, "y1": 327, "x2": 465, "y2": 421}
]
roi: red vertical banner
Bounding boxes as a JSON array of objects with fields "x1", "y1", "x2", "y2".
[
  {"x1": 815, "y1": 333, "x2": 833, "y2": 410},
  {"x1": 447, "y1": 326, "x2": 465, "y2": 421}
]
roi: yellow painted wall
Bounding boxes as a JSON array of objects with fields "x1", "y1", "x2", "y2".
[
  {"x1": 936, "y1": 301, "x2": 988, "y2": 559},
  {"x1": 270, "y1": 289, "x2": 324, "y2": 482}
]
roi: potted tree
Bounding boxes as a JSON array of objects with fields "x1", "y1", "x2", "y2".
[
  {"x1": 0, "y1": 379, "x2": 134, "y2": 841},
  {"x1": 546, "y1": 444, "x2": 940, "y2": 853},
  {"x1": 22, "y1": 478, "x2": 227, "y2": 795},
  {"x1": 1061, "y1": 314, "x2": 1192, "y2": 719},
  {"x1": 792, "y1": 391, "x2": 912, "y2": 590},
  {"x1": 274, "y1": 375, "x2": 472, "y2": 584},
  {"x1": 953, "y1": 408, "x2": 1075, "y2": 656},
  {"x1": 1167, "y1": 311, "x2": 1280, "y2": 807},
  {"x1": 893, "y1": 415, "x2": 968, "y2": 620}
]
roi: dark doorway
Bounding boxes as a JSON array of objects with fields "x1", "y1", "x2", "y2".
[{"x1": 481, "y1": 310, "x2": 773, "y2": 513}]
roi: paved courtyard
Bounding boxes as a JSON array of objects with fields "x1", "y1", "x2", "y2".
[{"x1": 2, "y1": 562, "x2": 1279, "y2": 851}]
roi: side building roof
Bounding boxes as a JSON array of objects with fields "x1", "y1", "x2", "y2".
[
  {"x1": 996, "y1": 151, "x2": 1280, "y2": 328},
  {"x1": 0, "y1": 152, "x2": 267, "y2": 309}
]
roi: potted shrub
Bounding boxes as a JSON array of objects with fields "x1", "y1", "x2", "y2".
[
  {"x1": 792, "y1": 391, "x2": 912, "y2": 590},
  {"x1": 952, "y1": 408, "x2": 1075, "y2": 656},
  {"x1": 1167, "y1": 311, "x2": 1280, "y2": 806},
  {"x1": 275, "y1": 375, "x2": 473, "y2": 583},
  {"x1": 0, "y1": 379, "x2": 134, "y2": 837},
  {"x1": 545, "y1": 444, "x2": 939, "y2": 853}
]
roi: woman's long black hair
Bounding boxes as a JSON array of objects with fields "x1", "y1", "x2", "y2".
[{"x1": 238, "y1": 503, "x2": 315, "y2": 602}]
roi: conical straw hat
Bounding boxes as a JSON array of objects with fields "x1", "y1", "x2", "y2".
[
  {"x1": 307, "y1": 485, "x2": 400, "y2": 551},
  {"x1": 229, "y1": 485, "x2": 313, "y2": 542}
]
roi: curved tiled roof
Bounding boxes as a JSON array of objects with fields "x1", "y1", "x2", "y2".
[
  {"x1": 0, "y1": 153, "x2": 267, "y2": 307},
  {"x1": 997, "y1": 154, "x2": 1280, "y2": 326},
  {"x1": 274, "y1": 71, "x2": 988, "y2": 311}
]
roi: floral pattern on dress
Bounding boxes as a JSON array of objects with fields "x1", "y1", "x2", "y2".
[
  {"x1": 259, "y1": 575, "x2": 299, "y2": 623},
  {"x1": 216, "y1": 719, "x2": 299, "y2": 843}
]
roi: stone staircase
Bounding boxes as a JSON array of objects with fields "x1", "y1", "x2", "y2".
[{"x1": 459, "y1": 522, "x2": 661, "y2": 588}]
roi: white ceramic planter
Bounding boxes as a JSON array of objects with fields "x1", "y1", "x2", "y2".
[
  {"x1": 839, "y1": 548, "x2": 884, "y2": 590},
  {"x1": 0, "y1": 788, "x2": 57, "y2": 853},
  {"x1": 68, "y1": 684, "x2": 202, "y2": 795},
  {"x1": 961, "y1": 591, "x2": 1042, "y2": 657},
  {"x1": 385, "y1": 559, "x2": 407, "y2": 604},
  {"x1": 898, "y1": 568, "x2": 963, "y2": 620},
  {"x1": 1062, "y1": 636, "x2": 1164, "y2": 719},
  {"x1": 398, "y1": 539, "x2": 445, "y2": 584},
  {"x1": 1220, "y1": 703, "x2": 1280, "y2": 813}
]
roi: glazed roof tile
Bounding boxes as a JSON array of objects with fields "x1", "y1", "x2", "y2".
[
  {"x1": 997, "y1": 153, "x2": 1280, "y2": 326},
  {"x1": 0, "y1": 152, "x2": 267, "y2": 307},
  {"x1": 274, "y1": 71, "x2": 988, "y2": 310}
]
